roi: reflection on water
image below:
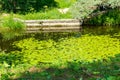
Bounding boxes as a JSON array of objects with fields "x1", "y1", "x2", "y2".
[
  {"x1": 82, "y1": 26, "x2": 120, "y2": 35},
  {"x1": 0, "y1": 26, "x2": 120, "y2": 52}
]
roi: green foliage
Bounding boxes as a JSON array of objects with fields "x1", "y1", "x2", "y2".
[
  {"x1": 70, "y1": 0, "x2": 102, "y2": 19},
  {"x1": 55, "y1": 0, "x2": 76, "y2": 8},
  {"x1": 12, "y1": 34, "x2": 120, "y2": 65},
  {"x1": 11, "y1": 0, "x2": 75, "y2": 19},
  {"x1": 0, "y1": 31, "x2": 120, "y2": 79},
  {"x1": 0, "y1": 26, "x2": 120, "y2": 79},
  {"x1": 85, "y1": 9, "x2": 120, "y2": 26},
  {"x1": 0, "y1": 15, "x2": 25, "y2": 40},
  {"x1": 0, "y1": 0, "x2": 57, "y2": 13},
  {"x1": 15, "y1": 8, "x2": 72, "y2": 20},
  {"x1": 0, "y1": 31, "x2": 120, "y2": 80},
  {"x1": 70, "y1": 0, "x2": 120, "y2": 19},
  {"x1": 0, "y1": 0, "x2": 74, "y2": 19}
]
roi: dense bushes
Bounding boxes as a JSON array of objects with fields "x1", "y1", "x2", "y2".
[
  {"x1": 84, "y1": 9, "x2": 120, "y2": 26},
  {"x1": 0, "y1": 0, "x2": 57, "y2": 13}
]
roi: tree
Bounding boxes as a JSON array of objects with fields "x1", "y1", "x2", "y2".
[
  {"x1": 70, "y1": 0, "x2": 120, "y2": 20},
  {"x1": 0, "y1": 0, "x2": 57, "y2": 13}
]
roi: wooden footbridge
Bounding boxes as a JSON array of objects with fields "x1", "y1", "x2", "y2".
[{"x1": 23, "y1": 19, "x2": 82, "y2": 33}]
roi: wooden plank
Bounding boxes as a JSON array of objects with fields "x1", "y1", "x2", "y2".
[
  {"x1": 24, "y1": 19, "x2": 80, "y2": 23},
  {"x1": 26, "y1": 23, "x2": 81, "y2": 27},
  {"x1": 23, "y1": 19, "x2": 82, "y2": 33},
  {"x1": 26, "y1": 26, "x2": 81, "y2": 33},
  {"x1": 26, "y1": 29, "x2": 81, "y2": 33},
  {"x1": 26, "y1": 26, "x2": 81, "y2": 30}
]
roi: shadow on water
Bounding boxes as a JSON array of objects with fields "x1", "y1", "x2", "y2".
[
  {"x1": 82, "y1": 26, "x2": 120, "y2": 35},
  {"x1": 0, "y1": 32, "x2": 81, "y2": 52},
  {"x1": 82, "y1": 26, "x2": 120, "y2": 41}
]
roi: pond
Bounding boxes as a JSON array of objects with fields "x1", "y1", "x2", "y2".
[
  {"x1": 0, "y1": 26, "x2": 120, "y2": 52},
  {"x1": 82, "y1": 26, "x2": 120, "y2": 35},
  {"x1": 0, "y1": 26, "x2": 120, "y2": 80}
]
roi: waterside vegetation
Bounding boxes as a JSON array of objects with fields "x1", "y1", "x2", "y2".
[
  {"x1": 0, "y1": 0, "x2": 120, "y2": 80},
  {"x1": 0, "y1": 15, "x2": 25, "y2": 40}
]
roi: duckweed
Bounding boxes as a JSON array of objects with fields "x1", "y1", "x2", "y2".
[{"x1": 13, "y1": 34, "x2": 120, "y2": 65}]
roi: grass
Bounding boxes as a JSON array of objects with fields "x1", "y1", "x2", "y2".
[
  {"x1": 55, "y1": 0, "x2": 76, "y2": 8},
  {"x1": 14, "y1": 8, "x2": 72, "y2": 20},
  {"x1": 0, "y1": 15, "x2": 25, "y2": 40},
  {"x1": 0, "y1": 0, "x2": 76, "y2": 20}
]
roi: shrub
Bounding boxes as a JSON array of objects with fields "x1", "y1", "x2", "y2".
[
  {"x1": 84, "y1": 9, "x2": 120, "y2": 26},
  {"x1": 0, "y1": 15, "x2": 25, "y2": 40}
]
